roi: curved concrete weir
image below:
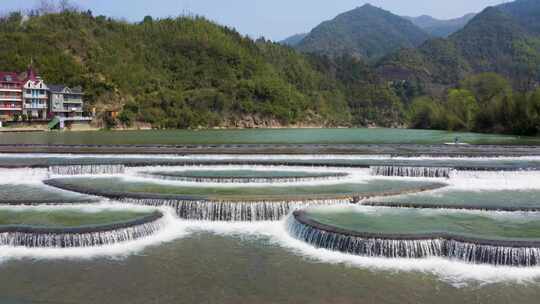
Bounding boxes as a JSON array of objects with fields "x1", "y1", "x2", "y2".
[
  {"x1": 0, "y1": 184, "x2": 99, "y2": 206},
  {"x1": 0, "y1": 210, "x2": 164, "y2": 248},
  {"x1": 370, "y1": 166, "x2": 453, "y2": 178},
  {"x1": 365, "y1": 189, "x2": 540, "y2": 212},
  {"x1": 49, "y1": 164, "x2": 126, "y2": 175},
  {"x1": 288, "y1": 207, "x2": 540, "y2": 267},
  {"x1": 43, "y1": 177, "x2": 447, "y2": 221},
  {"x1": 138, "y1": 169, "x2": 349, "y2": 184}
]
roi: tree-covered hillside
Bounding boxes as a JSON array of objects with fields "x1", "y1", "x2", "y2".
[
  {"x1": 1, "y1": 0, "x2": 538, "y2": 136},
  {"x1": 379, "y1": 1, "x2": 540, "y2": 91},
  {"x1": 296, "y1": 4, "x2": 430, "y2": 61},
  {"x1": 0, "y1": 11, "x2": 356, "y2": 128}
]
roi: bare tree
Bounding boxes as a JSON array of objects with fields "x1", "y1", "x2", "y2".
[
  {"x1": 34, "y1": 0, "x2": 80, "y2": 16},
  {"x1": 58, "y1": 0, "x2": 79, "y2": 12},
  {"x1": 36, "y1": 0, "x2": 57, "y2": 15}
]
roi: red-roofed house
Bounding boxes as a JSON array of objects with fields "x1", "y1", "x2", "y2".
[{"x1": 0, "y1": 71, "x2": 23, "y2": 120}]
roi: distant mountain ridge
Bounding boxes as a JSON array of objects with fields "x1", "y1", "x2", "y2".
[
  {"x1": 378, "y1": 0, "x2": 540, "y2": 90},
  {"x1": 280, "y1": 33, "x2": 307, "y2": 46},
  {"x1": 403, "y1": 13, "x2": 476, "y2": 37},
  {"x1": 296, "y1": 4, "x2": 430, "y2": 60}
]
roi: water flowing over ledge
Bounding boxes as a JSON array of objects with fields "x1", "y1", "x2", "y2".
[
  {"x1": 43, "y1": 178, "x2": 447, "y2": 221},
  {"x1": 137, "y1": 172, "x2": 349, "y2": 184},
  {"x1": 121, "y1": 198, "x2": 350, "y2": 221},
  {"x1": 49, "y1": 165, "x2": 125, "y2": 176},
  {"x1": 370, "y1": 166, "x2": 452, "y2": 178},
  {"x1": 0, "y1": 212, "x2": 164, "y2": 248},
  {"x1": 288, "y1": 211, "x2": 540, "y2": 267}
]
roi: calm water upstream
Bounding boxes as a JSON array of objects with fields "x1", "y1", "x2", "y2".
[{"x1": 1, "y1": 128, "x2": 539, "y2": 145}]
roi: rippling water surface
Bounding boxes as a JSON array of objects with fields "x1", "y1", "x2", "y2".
[{"x1": 0, "y1": 153, "x2": 539, "y2": 303}]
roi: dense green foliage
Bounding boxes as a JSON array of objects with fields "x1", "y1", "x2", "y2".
[
  {"x1": 408, "y1": 73, "x2": 540, "y2": 135},
  {"x1": 296, "y1": 4, "x2": 430, "y2": 61},
  {"x1": 1, "y1": 0, "x2": 539, "y2": 137},
  {"x1": 0, "y1": 10, "x2": 355, "y2": 128},
  {"x1": 380, "y1": 2, "x2": 540, "y2": 90}
]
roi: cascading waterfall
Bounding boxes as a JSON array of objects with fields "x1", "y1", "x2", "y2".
[
  {"x1": 370, "y1": 166, "x2": 452, "y2": 178},
  {"x1": 121, "y1": 198, "x2": 351, "y2": 221},
  {"x1": 287, "y1": 214, "x2": 540, "y2": 267},
  {"x1": 49, "y1": 165, "x2": 126, "y2": 176},
  {"x1": 137, "y1": 173, "x2": 349, "y2": 184},
  {"x1": 0, "y1": 217, "x2": 164, "y2": 248}
]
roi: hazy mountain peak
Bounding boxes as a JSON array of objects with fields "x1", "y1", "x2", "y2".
[
  {"x1": 279, "y1": 33, "x2": 307, "y2": 46},
  {"x1": 404, "y1": 13, "x2": 476, "y2": 37}
]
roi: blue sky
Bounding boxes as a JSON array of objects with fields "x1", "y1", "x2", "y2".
[{"x1": 1, "y1": 0, "x2": 507, "y2": 40}]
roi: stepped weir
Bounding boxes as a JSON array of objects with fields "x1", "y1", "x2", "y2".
[
  {"x1": 288, "y1": 211, "x2": 540, "y2": 267},
  {"x1": 121, "y1": 198, "x2": 351, "y2": 221},
  {"x1": 49, "y1": 165, "x2": 126, "y2": 176},
  {"x1": 138, "y1": 172, "x2": 349, "y2": 184},
  {"x1": 370, "y1": 166, "x2": 452, "y2": 178},
  {"x1": 0, "y1": 212, "x2": 164, "y2": 248}
]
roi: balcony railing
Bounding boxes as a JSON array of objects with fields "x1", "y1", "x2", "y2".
[
  {"x1": 0, "y1": 103, "x2": 22, "y2": 108},
  {"x1": 24, "y1": 104, "x2": 47, "y2": 109},
  {"x1": 0, "y1": 85, "x2": 22, "y2": 91},
  {"x1": 0, "y1": 96, "x2": 21, "y2": 101},
  {"x1": 64, "y1": 99, "x2": 83, "y2": 104},
  {"x1": 55, "y1": 107, "x2": 83, "y2": 112},
  {"x1": 23, "y1": 94, "x2": 47, "y2": 99}
]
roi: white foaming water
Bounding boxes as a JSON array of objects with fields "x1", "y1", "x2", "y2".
[
  {"x1": 174, "y1": 219, "x2": 540, "y2": 286},
  {"x1": 0, "y1": 207, "x2": 188, "y2": 261},
  {"x1": 2, "y1": 160, "x2": 540, "y2": 285},
  {"x1": 123, "y1": 165, "x2": 369, "y2": 188},
  {"x1": 0, "y1": 205, "x2": 538, "y2": 285},
  {"x1": 447, "y1": 170, "x2": 540, "y2": 190},
  {"x1": 0, "y1": 200, "x2": 157, "y2": 213},
  {"x1": 126, "y1": 164, "x2": 351, "y2": 174},
  {"x1": 0, "y1": 168, "x2": 48, "y2": 185}
]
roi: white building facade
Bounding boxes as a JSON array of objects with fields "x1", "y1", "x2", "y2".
[{"x1": 22, "y1": 75, "x2": 48, "y2": 120}]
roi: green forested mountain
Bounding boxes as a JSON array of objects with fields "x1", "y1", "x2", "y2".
[
  {"x1": 499, "y1": 0, "x2": 540, "y2": 35},
  {"x1": 279, "y1": 33, "x2": 307, "y2": 46},
  {"x1": 379, "y1": 1, "x2": 540, "y2": 91},
  {"x1": 0, "y1": 11, "x2": 355, "y2": 128},
  {"x1": 296, "y1": 4, "x2": 430, "y2": 60},
  {"x1": 387, "y1": 0, "x2": 540, "y2": 136},
  {"x1": 1, "y1": 1, "x2": 538, "y2": 135},
  {"x1": 404, "y1": 13, "x2": 475, "y2": 37}
]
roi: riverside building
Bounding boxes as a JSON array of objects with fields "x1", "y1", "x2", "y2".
[
  {"x1": 48, "y1": 85, "x2": 84, "y2": 118},
  {"x1": 22, "y1": 68, "x2": 48, "y2": 120},
  {"x1": 0, "y1": 67, "x2": 87, "y2": 124},
  {"x1": 0, "y1": 72, "x2": 24, "y2": 121}
]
